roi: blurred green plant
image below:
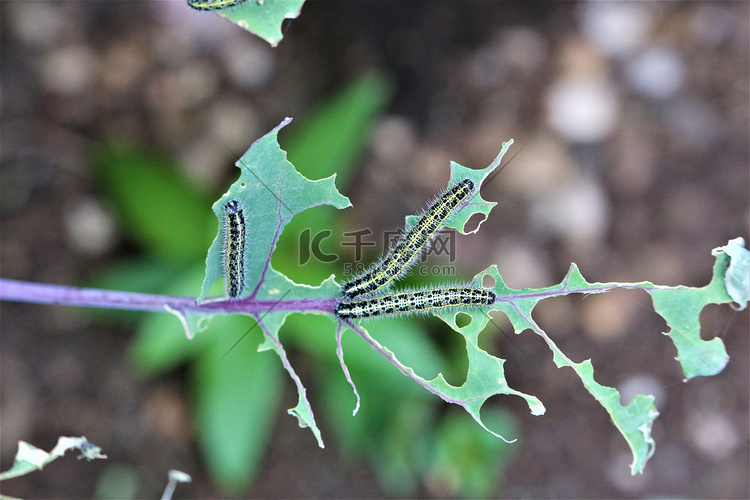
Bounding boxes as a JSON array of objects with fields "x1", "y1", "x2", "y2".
[{"x1": 91, "y1": 72, "x2": 517, "y2": 496}]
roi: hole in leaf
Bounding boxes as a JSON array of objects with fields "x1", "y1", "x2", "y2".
[
  {"x1": 462, "y1": 212, "x2": 486, "y2": 233},
  {"x1": 197, "y1": 316, "x2": 210, "y2": 331},
  {"x1": 424, "y1": 319, "x2": 467, "y2": 387},
  {"x1": 455, "y1": 312, "x2": 472, "y2": 328},
  {"x1": 272, "y1": 205, "x2": 341, "y2": 285},
  {"x1": 479, "y1": 399, "x2": 520, "y2": 440},
  {"x1": 699, "y1": 303, "x2": 730, "y2": 340},
  {"x1": 482, "y1": 273, "x2": 496, "y2": 289},
  {"x1": 478, "y1": 311, "x2": 506, "y2": 358}
]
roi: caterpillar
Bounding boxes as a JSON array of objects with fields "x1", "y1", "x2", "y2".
[
  {"x1": 341, "y1": 179, "x2": 475, "y2": 299},
  {"x1": 223, "y1": 199, "x2": 246, "y2": 299},
  {"x1": 187, "y1": 0, "x2": 247, "y2": 11},
  {"x1": 335, "y1": 286, "x2": 495, "y2": 320}
]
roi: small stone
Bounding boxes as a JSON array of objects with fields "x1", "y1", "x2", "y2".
[
  {"x1": 546, "y1": 76, "x2": 620, "y2": 144},
  {"x1": 625, "y1": 46, "x2": 685, "y2": 99}
]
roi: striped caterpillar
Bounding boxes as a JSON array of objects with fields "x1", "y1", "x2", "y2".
[
  {"x1": 223, "y1": 199, "x2": 246, "y2": 299},
  {"x1": 187, "y1": 0, "x2": 247, "y2": 11},
  {"x1": 335, "y1": 286, "x2": 495, "y2": 320},
  {"x1": 341, "y1": 179, "x2": 475, "y2": 299}
]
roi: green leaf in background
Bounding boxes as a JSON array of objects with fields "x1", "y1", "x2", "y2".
[
  {"x1": 284, "y1": 71, "x2": 393, "y2": 188},
  {"x1": 95, "y1": 144, "x2": 214, "y2": 261},
  {"x1": 216, "y1": 0, "x2": 305, "y2": 47},
  {"x1": 274, "y1": 71, "x2": 394, "y2": 285},
  {"x1": 95, "y1": 464, "x2": 140, "y2": 500},
  {"x1": 89, "y1": 259, "x2": 186, "y2": 298},
  {"x1": 317, "y1": 317, "x2": 447, "y2": 448},
  {"x1": 86, "y1": 259, "x2": 188, "y2": 324},
  {"x1": 374, "y1": 399, "x2": 435, "y2": 495},
  {"x1": 129, "y1": 266, "x2": 214, "y2": 376},
  {"x1": 193, "y1": 332, "x2": 283, "y2": 493},
  {"x1": 316, "y1": 318, "x2": 520, "y2": 497},
  {"x1": 426, "y1": 408, "x2": 518, "y2": 498},
  {"x1": 130, "y1": 264, "x2": 280, "y2": 493},
  {"x1": 318, "y1": 356, "x2": 437, "y2": 496}
]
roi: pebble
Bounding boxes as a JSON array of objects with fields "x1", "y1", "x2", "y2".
[
  {"x1": 546, "y1": 76, "x2": 620, "y2": 144},
  {"x1": 63, "y1": 197, "x2": 118, "y2": 255},
  {"x1": 8, "y1": 2, "x2": 65, "y2": 47},
  {"x1": 490, "y1": 237, "x2": 554, "y2": 289},
  {"x1": 606, "y1": 451, "x2": 649, "y2": 494},
  {"x1": 663, "y1": 97, "x2": 723, "y2": 153},
  {"x1": 220, "y1": 36, "x2": 275, "y2": 89},
  {"x1": 618, "y1": 374, "x2": 665, "y2": 408},
  {"x1": 581, "y1": 292, "x2": 640, "y2": 344},
  {"x1": 686, "y1": 410, "x2": 742, "y2": 461},
  {"x1": 529, "y1": 172, "x2": 610, "y2": 249},
  {"x1": 624, "y1": 45, "x2": 685, "y2": 99},
  {"x1": 39, "y1": 45, "x2": 99, "y2": 95},
  {"x1": 208, "y1": 96, "x2": 260, "y2": 151},
  {"x1": 371, "y1": 116, "x2": 418, "y2": 165},
  {"x1": 579, "y1": 1, "x2": 658, "y2": 58}
]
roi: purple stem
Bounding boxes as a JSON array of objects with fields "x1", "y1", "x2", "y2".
[{"x1": 0, "y1": 278, "x2": 335, "y2": 315}]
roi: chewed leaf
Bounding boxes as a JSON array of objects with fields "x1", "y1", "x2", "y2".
[
  {"x1": 193, "y1": 127, "x2": 741, "y2": 478},
  {"x1": 198, "y1": 119, "x2": 349, "y2": 449},
  {"x1": 650, "y1": 240, "x2": 737, "y2": 379},
  {"x1": 251, "y1": 269, "x2": 343, "y2": 448},
  {"x1": 0, "y1": 437, "x2": 106, "y2": 481},
  {"x1": 486, "y1": 248, "x2": 741, "y2": 474},
  {"x1": 346, "y1": 238, "x2": 737, "y2": 475},
  {"x1": 556, "y1": 359, "x2": 658, "y2": 475},
  {"x1": 404, "y1": 139, "x2": 514, "y2": 235},
  {"x1": 432, "y1": 306, "x2": 546, "y2": 418},
  {"x1": 474, "y1": 266, "x2": 660, "y2": 474},
  {"x1": 339, "y1": 267, "x2": 545, "y2": 443},
  {"x1": 199, "y1": 117, "x2": 350, "y2": 304},
  {"x1": 214, "y1": 0, "x2": 305, "y2": 47},
  {"x1": 712, "y1": 237, "x2": 749, "y2": 310}
]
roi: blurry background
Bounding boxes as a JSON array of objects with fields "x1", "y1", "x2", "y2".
[{"x1": 1, "y1": 1, "x2": 748, "y2": 498}]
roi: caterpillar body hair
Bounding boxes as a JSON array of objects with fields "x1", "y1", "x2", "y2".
[
  {"x1": 335, "y1": 286, "x2": 495, "y2": 320},
  {"x1": 223, "y1": 199, "x2": 246, "y2": 298},
  {"x1": 342, "y1": 179, "x2": 475, "y2": 299},
  {"x1": 187, "y1": 0, "x2": 246, "y2": 11}
]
